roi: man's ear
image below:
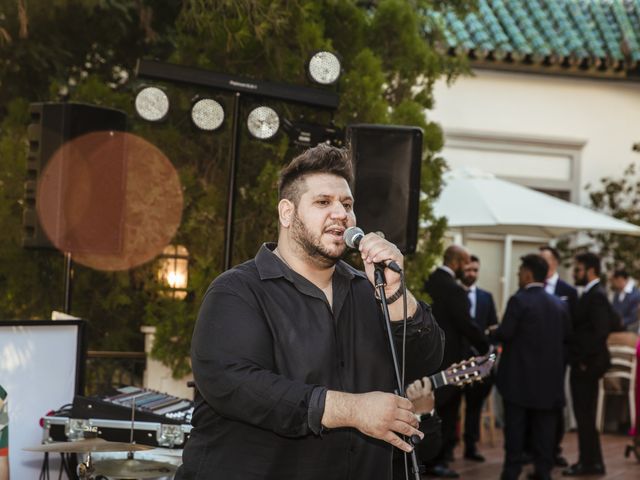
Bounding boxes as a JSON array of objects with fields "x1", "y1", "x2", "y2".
[{"x1": 278, "y1": 199, "x2": 294, "y2": 228}]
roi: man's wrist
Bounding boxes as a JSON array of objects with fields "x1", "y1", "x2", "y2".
[
  {"x1": 322, "y1": 390, "x2": 357, "y2": 430},
  {"x1": 375, "y1": 284, "x2": 404, "y2": 305}
]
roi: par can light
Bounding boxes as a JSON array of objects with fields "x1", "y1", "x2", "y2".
[
  {"x1": 307, "y1": 51, "x2": 341, "y2": 85},
  {"x1": 134, "y1": 86, "x2": 170, "y2": 122},
  {"x1": 247, "y1": 106, "x2": 280, "y2": 140},
  {"x1": 191, "y1": 98, "x2": 225, "y2": 131}
]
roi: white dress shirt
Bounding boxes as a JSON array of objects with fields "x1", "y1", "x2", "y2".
[
  {"x1": 467, "y1": 284, "x2": 477, "y2": 318},
  {"x1": 545, "y1": 272, "x2": 559, "y2": 295}
]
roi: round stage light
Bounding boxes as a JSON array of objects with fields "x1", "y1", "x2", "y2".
[
  {"x1": 308, "y1": 51, "x2": 341, "y2": 85},
  {"x1": 247, "y1": 106, "x2": 280, "y2": 140},
  {"x1": 134, "y1": 86, "x2": 170, "y2": 122},
  {"x1": 191, "y1": 98, "x2": 225, "y2": 131}
]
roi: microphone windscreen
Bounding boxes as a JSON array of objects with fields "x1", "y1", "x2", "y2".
[{"x1": 344, "y1": 226, "x2": 365, "y2": 249}]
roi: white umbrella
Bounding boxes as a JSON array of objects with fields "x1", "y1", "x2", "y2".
[
  {"x1": 433, "y1": 168, "x2": 640, "y2": 238},
  {"x1": 431, "y1": 168, "x2": 640, "y2": 312}
]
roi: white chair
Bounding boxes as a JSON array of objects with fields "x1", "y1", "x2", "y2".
[{"x1": 595, "y1": 343, "x2": 637, "y2": 432}]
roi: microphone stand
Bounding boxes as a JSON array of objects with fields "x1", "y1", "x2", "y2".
[{"x1": 374, "y1": 263, "x2": 421, "y2": 480}]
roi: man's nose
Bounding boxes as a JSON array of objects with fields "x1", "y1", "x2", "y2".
[{"x1": 330, "y1": 202, "x2": 348, "y2": 218}]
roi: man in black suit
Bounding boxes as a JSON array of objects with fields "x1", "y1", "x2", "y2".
[
  {"x1": 460, "y1": 254, "x2": 498, "y2": 463},
  {"x1": 495, "y1": 254, "x2": 571, "y2": 480},
  {"x1": 424, "y1": 245, "x2": 490, "y2": 478},
  {"x1": 539, "y1": 245, "x2": 578, "y2": 468},
  {"x1": 563, "y1": 252, "x2": 611, "y2": 476}
]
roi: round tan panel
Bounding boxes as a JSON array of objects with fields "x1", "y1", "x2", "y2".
[{"x1": 37, "y1": 131, "x2": 183, "y2": 271}]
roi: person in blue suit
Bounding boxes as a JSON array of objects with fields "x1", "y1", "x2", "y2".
[
  {"x1": 610, "y1": 269, "x2": 640, "y2": 333},
  {"x1": 460, "y1": 254, "x2": 498, "y2": 462},
  {"x1": 539, "y1": 246, "x2": 578, "y2": 468},
  {"x1": 494, "y1": 254, "x2": 571, "y2": 480}
]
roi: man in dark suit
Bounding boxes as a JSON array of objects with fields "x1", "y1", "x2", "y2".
[
  {"x1": 610, "y1": 269, "x2": 640, "y2": 333},
  {"x1": 563, "y1": 252, "x2": 611, "y2": 476},
  {"x1": 460, "y1": 254, "x2": 498, "y2": 463},
  {"x1": 495, "y1": 254, "x2": 571, "y2": 480},
  {"x1": 424, "y1": 245, "x2": 490, "y2": 478},
  {"x1": 539, "y1": 245, "x2": 578, "y2": 468}
]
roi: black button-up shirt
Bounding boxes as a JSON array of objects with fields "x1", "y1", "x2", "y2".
[{"x1": 176, "y1": 243, "x2": 444, "y2": 480}]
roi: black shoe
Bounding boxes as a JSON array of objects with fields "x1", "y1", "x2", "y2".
[
  {"x1": 527, "y1": 472, "x2": 552, "y2": 480},
  {"x1": 464, "y1": 450, "x2": 485, "y2": 462},
  {"x1": 554, "y1": 455, "x2": 569, "y2": 467},
  {"x1": 424, "y1": 464, "x2": 460, "y2": 478},
  {"x1": 562, "y1": 463, "x2": 606, "y2": 476}
]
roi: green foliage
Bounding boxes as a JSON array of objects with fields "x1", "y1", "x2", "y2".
[
  {"x1": 0, "y1": 0, "x2": 474, "y2": 377},
  {"x1": 584, "y1": 163, "x2": 640, "y2": 277}
]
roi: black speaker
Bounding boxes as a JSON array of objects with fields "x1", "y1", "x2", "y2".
[
  {"x1": 348, "y1": 124, "x2": 422, "y2": 254},
  {"x1": 23, "y1": 102, "x2": 127, "y2": 249}
]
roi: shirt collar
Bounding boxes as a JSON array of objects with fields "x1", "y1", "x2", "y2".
[
  {"x1": 439, "y1": 265, "x2": 455, "y2": 278},
  {"x1": 584, "y1": 278, "x2": 600, "y2": 293},
  {"x1": 524, "y1": 282, "x2": 545, "y2": 289},
  {"x1": 255, "y1": 243, "x2": 366, "y2": 283},
  {"x1": 624, "y1": 279, "x2": 635, "y2": 294},
  {"x1": 546, "y1": 272, "x2": 559, "y2": 289},
  {"x1": 468, "y1": 284, "x2": 477, "y2": 294}
]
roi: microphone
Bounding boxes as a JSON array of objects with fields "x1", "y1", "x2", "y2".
[{"x1": 344, "y1": 227, "x2": 402, "y2": 273}]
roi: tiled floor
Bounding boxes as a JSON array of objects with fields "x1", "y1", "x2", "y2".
[{"x1": 422, "y1": 430, "x2": 640, "y2": 479}]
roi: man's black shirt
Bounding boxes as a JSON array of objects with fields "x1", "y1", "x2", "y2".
[{"x1": 176, "y1": 243, "x2": 444, "y2": 480}]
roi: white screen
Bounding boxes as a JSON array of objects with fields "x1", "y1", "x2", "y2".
[{"x1": 0, "y1": 321, "x2": 83, "y2": 479}]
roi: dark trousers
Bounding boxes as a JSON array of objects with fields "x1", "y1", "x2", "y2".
[
  {"x1": 570, "y1": 368, "x2": 604, "y2": 466},
  {"x1": 554, "y1": 366, "x2": 568, "y2": 457},
  {"x1": 501, "y1": 401, "x2": 556, "y2": 480},
  {"x1": 429, "y1": 385, "x2": 462, "y2": 466},
  {"x1": 463, "y1": 377, "x2": 493, "y2": 453},
  {"x1": 554, "y1": 405, "x2": 565, "y2": 456}
]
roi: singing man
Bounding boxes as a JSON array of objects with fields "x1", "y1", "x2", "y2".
[{"x1": 175, "y1": 144, "x2": 445, "y2": 480}]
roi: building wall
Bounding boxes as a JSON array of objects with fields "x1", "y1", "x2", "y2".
[
  {"x1": 429, "y1": 69, "x2": 640, "y2": 308},
  {"x1": 431, "y1": 69, "x2": 640, "y2": 204}
]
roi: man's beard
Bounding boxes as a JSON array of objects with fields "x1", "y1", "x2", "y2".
[
  {"x1": 291, "y1": 212, "x2": 344, "y2": 267},
  {"x1": 461, "y1": 276, "x2": 475, "y2": 287},
  {"x1": 574, "y1": 274, "x2": 587, "y2": 286}
]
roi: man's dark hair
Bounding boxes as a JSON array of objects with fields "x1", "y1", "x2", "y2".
[
  {"x1": 278, "y1": 144, "x2": 353, "y2": 204},
  {"x1": 539, "y1": 245, "x2": 560, "y2": 262},
  {"x1": 470, "y1": 254, "x2": 480, "y2": 263},
  {"x1": 520, "y1": 254, "x2": 549, "y2": 283},
  {"x1": 613, "y1": 268, "x2": 629, "y2": 279},
  {"x1": 575, "y1": 252, "x2": 601, "y2": 276}
]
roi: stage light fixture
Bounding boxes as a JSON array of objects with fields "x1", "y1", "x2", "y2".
[
  {"x1": 247, "y1": 106, "x2": 280, "y2": 140},
  {"x1": 307, "y1": 51, "x2": 341, "y2": 85},
  {"x1": 134, "y1": 86, "x2": 170, "y2": 122},
  {"x1": 191, "y1": 98, "x2": 225, "y2": 131}
]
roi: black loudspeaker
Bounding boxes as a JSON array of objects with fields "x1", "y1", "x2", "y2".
[
  {"x1": 348, "y1": 124, "x2": 422, "y2": 254},
  {"x1": 23, "y1": 102, "x2": 127, "y2": 249}
]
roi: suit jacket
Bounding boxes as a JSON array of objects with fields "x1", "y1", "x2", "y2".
[
  {"x1": 554, "y1": 278, "x2": 578, "y2": 317},
  {"x1": 472, "y1": 287, "x2": 498, "y2": 332},
  {"x1": 612, "y1": 286, "x2": 640, "y2": 330},
  {"x1": 466, "y1": 287, "x2": 498, "y2": 356},
  {"x1": 569, "y1": 282, "x2": 611, "y2": 377},
  {"x1": 424, "y1": 268, "x2": 489, "y2": 369},
  {"x1": 495, "y1": 285, "x2": 571, "y2": 410}
]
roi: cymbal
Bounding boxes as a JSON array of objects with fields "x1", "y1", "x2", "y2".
[
  {"x1": 94, "y1": 458, "x2": 177, "y2": 479},
  {"x1": 24, "y1": 438, "x2": 154, "y2": 453}
]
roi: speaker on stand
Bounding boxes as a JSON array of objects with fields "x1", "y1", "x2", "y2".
[{"x1": 347, "y1": 124, "x2": 423, "y2": 254}]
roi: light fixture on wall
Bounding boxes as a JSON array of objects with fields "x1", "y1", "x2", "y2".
[
  {"x1": 134, "y1": 86, "x2": 170, "y2": 122},
  {"x1": 157, "y1": 244, "x2": 189, "y2": 299}
]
